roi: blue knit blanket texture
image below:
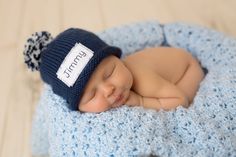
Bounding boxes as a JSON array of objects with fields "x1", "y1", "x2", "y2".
[{"x1": 31, "y1": 21, "x2": 236, "y2": 157}]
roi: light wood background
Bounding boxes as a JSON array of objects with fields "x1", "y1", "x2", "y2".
[{"x1": 0, "y1": 0, "x2": 235, "y2": 156}]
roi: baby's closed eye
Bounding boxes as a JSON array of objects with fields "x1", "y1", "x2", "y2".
[
  {"x1": 103, "y1": 65, "x2": 115, "y2": 79},
  {"x1": 103, "y1": 71, "x2": 112, "y2": 79}
]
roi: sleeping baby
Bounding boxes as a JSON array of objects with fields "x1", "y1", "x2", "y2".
[{"x1": 23, "y1": 28, "x2": 205, "y2": 113}]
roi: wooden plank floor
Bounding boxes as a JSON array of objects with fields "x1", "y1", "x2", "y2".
[{"x1": 0, "y1": 0, "x2": 235, "y2": 156}]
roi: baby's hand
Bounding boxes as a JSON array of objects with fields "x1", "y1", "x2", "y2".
[{"x1": 125, "y1": 91, "x2": 142, "y2": 107}]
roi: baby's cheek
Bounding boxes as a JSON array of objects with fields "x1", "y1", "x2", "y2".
[
  {"x1": 121, "y1": 69, "x2": 133, "y2": 88},
  {"x1": 92, "y1": 98, "x2": 111, "y2": 112},
  {"x1": 80, "y1": 98, "x2": 110, "y2": 112}
]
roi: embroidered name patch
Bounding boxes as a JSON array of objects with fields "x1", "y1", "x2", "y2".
[{"x1": 56, "y1": 43, "x2": 94, "y2": 87}]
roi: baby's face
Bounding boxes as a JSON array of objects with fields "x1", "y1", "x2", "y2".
[{"x1": 78, "y1": 55, "x2": 133, "y2": 113}]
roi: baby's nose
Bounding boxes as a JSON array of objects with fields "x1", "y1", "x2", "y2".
[{"x1": 101, "y1": 83, "x2": 115, "y2": 98}]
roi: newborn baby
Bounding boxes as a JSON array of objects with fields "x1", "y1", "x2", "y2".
[
  {"x1": 78, "y1": 47, "x2": 205, "y2": 112},
  {"x1": 23, "y1": 28, "x2": 205, "y2": 113}
]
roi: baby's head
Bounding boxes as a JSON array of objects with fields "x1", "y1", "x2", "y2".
[
  {"x1": 78, "y1": 55, "x2": 133, "y2": 112},
  {"x1": 23, "y1": 28, "x2": 132, "y2": 112}
]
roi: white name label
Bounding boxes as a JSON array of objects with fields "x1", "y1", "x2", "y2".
[{"x1": 56, "y1": 43, "x2": 94, "y2": 87}]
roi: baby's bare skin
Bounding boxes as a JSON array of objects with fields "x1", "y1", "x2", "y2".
[{"x1": 78, "y1": 47, "x2": 205, "y2": 112}]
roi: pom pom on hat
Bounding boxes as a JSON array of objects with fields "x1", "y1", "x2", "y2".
[{"x1": 23, "y1": 31, "x2": 53, "y2": 71}]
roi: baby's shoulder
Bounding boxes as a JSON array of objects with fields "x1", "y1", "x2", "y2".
[
  {"x1": 123, "y1": 47, "x2": 192, "y2": 69},
  {"x1": 126, "y1": 47, "x2": 191, "y2": 59}
]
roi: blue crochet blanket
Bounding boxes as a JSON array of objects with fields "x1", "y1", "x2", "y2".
[{"x1": 31, "y1": 21, "x2": 236, "y2": 157}]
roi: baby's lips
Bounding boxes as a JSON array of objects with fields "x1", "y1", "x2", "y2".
[
  {"x1": 112, "y1": 94, "x2": 124, "y2": 107},
  {"x1": 115, "y1": 94, "x2": 123, "y2": 102}
]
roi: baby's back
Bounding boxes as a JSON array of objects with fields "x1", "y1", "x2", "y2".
[{"x1": 123, "y1": 47, "x2": 194, "y2": 84}]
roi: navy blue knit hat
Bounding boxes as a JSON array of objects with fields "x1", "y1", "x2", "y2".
[{"x1": 23, "y1": 28, "x2": 122, "y2": 110}]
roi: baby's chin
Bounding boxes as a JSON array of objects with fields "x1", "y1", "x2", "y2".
[{"x1": 123, "y1": 89, "x2": 131, "y2": 103}]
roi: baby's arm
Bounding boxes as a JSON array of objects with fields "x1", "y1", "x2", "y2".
[
  {"x1": 126, "y1": 74, "x2": 189, "y2": 111},
  {"x1": 141, "y1": 85, "x2": 189, "y2": 110},
  {"x1": 126, "y1": 89, "x2": 188, "y2": 111}
]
